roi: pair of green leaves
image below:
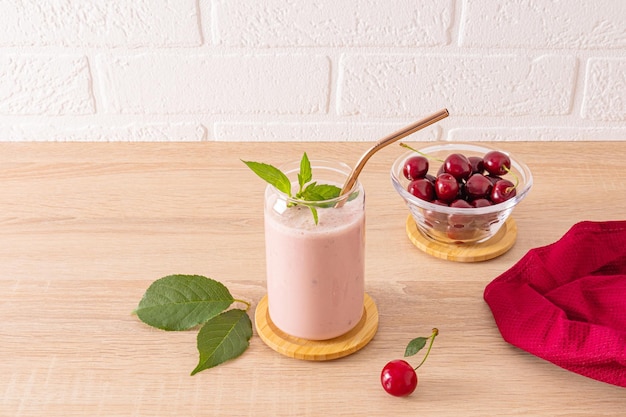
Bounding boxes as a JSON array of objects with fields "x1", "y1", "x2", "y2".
[
  {"x1": 133, "y1": 274, "x2": 252, "y2": 375},
  {"x1": 242, "y1": 152, "x2": 342, "y2": 225}
]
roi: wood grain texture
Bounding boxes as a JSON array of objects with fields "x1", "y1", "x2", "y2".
[{"x1": 1, "y1": 141, "x2": 625, "y2": 416}]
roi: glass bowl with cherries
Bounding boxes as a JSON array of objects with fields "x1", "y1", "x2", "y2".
[{"x1": 391, "y1": 142, "x2": 533, "y2": 244}]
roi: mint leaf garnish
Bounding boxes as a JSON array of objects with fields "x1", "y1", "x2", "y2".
[
  {"x1": 311, "y1": 184, "x2": 341, "y2": 199},
  {"x1": 300, "y1": 182, "x2": 322, "y2": 200},
  {"x1": 241, "y1": 160, "x2": 292, "y2": 196},
  {"x1": 310, "y1": 206, "x2": 319, "y2": 224},
  {"x1": 301, "y1": 183, "x2": 341, "y2": 201},
  {"x1": 135, "y1": 274, "x2": 235, "y2": 331},
  {"x1": 298, "y1": 152, "x2": 312, "y2": 193},
  {"x1": 191, "y1": 309, "x2": 253, "y2": 375},
  {"x1": 243, "y1": 152, "x2": 349, "y2": 225}
]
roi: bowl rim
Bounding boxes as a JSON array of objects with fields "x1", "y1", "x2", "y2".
[{"x1": 391, "y1": 142, "x2": 533, "y2": 215}]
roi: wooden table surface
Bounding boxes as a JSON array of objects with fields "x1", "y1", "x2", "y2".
[{"x1": 1, "y1": 141, "x2": 625, "y2": 416}]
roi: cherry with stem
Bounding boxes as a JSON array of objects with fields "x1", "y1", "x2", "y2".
[{"x1": 380, "y1": 328, "x2": 439, "y2": 397}]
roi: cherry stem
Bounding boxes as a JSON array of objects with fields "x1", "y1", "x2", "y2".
[
  {"x1": 414, "y1": 328, "x2": 439, "y2": 370},
  {"x1": 399, "y1": 143, "x2": 445, "y2": 163},
  {"x1": 234, "y1": 298, "x2": 252, "y2": 312},
  {"x1": 502, "y1": 165, "x2": 519, "y2": 192}
]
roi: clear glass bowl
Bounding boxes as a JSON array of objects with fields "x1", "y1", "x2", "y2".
[{"x1": 391, "y1": 143, "x2": 533, "y2": 244}]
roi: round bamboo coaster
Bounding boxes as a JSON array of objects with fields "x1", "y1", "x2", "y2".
[
  {"x1": 406, "y1": 215, "x2": 517, "y2": 262},
  {"x1": 255, "y1": 293, "x2": 378, "y2": 361}
]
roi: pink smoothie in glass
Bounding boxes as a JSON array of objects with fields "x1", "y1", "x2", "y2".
[{"x1": 264, "y1": 176, "x2": 365, "y2": 340}]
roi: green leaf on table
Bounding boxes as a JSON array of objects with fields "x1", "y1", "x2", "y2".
[
  {"x1": 404, "y1": 337, "x2": 428, "y2": 357},
  {"x1": 134, "y1": 274, "x2": 234, "y2": 331},
  {"x1": 242, "y1": 160, "x2": 292, "y2": 196},
  {"x1": 191, "y1": 308, "x2": 253, "y2": 375}
]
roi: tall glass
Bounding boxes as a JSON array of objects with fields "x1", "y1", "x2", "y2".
[{"x1": 263, "y1": 159, "x2": 366, "y2": 340}]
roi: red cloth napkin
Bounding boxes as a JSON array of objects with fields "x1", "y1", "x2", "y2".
[{"x1": 484, "y1": 220, "x2": 626, "y2": 387}]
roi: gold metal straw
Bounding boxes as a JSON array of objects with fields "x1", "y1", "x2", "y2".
[{"x1": 338, "y1": 108, "x2": 449, "y2": 201}]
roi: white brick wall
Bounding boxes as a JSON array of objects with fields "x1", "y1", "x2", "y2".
[{"x1": 0, "y1": 0, "x2": 624, "y2": 142}]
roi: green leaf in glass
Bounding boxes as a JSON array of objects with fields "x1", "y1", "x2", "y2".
[
  {"x1": 135, "y1": 274, "x2": 234, "y2": 331},
  {"x1": 242, "y1": 160, "x2": 291, "y2": 196},
  {"x1": 309, "y1": 206, "x2": 319, "y2": 225},
  {"x1": 298, "y1": 152, "x2": 312, "y2": 190},
  {"x1": 191, "y1": 309, "x2": 253, "y2": 375},
  {"x1": 301, "y1": 183, "x2": 342, "y2": 209},
  {"x1": 404, "y1": 337, "x2": 428, "y2": 357},
  {"x1": 308, "y1": 183, "x2": 341, "y2": 200}
]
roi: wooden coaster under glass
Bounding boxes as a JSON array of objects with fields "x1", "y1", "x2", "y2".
[{"x1": 255, "y1": 293, "x2": 378, "y2": 361}]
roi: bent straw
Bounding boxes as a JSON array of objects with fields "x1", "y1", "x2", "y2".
[{"x1": 337, "y1": 108, "x2": 449, "y2": 205}]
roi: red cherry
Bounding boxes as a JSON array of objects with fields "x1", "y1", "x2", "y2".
[
  {"x1": 447, "y1": 224, "x2": 479, "y2": 241},
  {"x1": 485, "y1": 174, "x2": 503, "y2": 186},
  {"x1": 380, "y1": 328, "x2": 439, "y2": 398},
  {"x1": 403, "y1": 155, "x2": 429, "y2": 180},
  {"x1": 448, "y1": 200, "x2": 475, "y2": 232},
  {"x1": 435, "y1": 173, "x2": 459, "y2": 202},
  {"x1": 400, "y1": 146, "x2": 520, "y2": 210},
  {"x1": 491, "y1": 179, "x2": 517, "y2": 203},
  {"x1": 449, "y1": 199, "x2": 473, "y2": 208},
  {"x1": 407, "y1": 178, "x2": 435, "y2": 201},
  {"x1": 465, "y1": 174, "x2": 493, "y2": 200},
  {"x1": 483, "y1": 151, "x2": 511, "y2": 176},
  {"x1": 472, "y1": 198, "x2": 493, "y2": 208},
  {"x1": 443, "y1": 153, "x2": 472, "y2": 180},
  {"x1": 468, "y1": 156, "x2": 485, "y2": 174},
  {"x1": 424, "y1": 200, "x2": 449, "y2": 228},
  {"x1": 380, "y1": 360, "x2": 418, "y2": 397}
]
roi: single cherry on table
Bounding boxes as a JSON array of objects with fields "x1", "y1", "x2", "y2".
[
  {"x1": 381, "y1": 328, "x2": 439, "y2": 397},
  {"x1": 380, "y1": 360, "x2": 418, "y2": 397}
]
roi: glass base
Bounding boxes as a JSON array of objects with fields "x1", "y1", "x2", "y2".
[{"x1": 254, "y1": 293, "x2": 378, "y2": 361}]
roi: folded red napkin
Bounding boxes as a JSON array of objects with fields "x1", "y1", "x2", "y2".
[{"x1": 484, "y1": 220, "x2": 626, "y2": 387}]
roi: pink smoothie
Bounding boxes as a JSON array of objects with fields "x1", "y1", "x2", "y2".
[{"x1": 264, "y1": 183, "x2": 365, "y2": 340}]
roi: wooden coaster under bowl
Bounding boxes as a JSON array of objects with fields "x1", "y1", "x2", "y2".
[
  {"x1": 406, "y1": 215, "x2": 517, "y2": 262},
  {"x1": 255, "y1": 293, "x2": 378, "y2": 361}
]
